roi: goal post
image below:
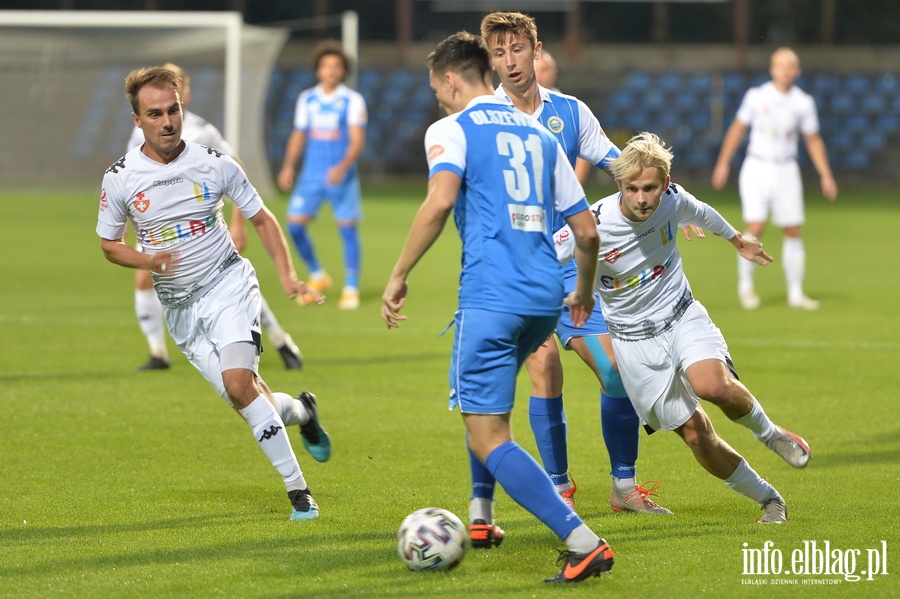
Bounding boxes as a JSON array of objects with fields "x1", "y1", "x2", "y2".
[{"x1": 0, "y1": 10, "x2": 287, "y2": 196}]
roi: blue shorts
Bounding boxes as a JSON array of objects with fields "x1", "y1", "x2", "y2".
[
  {"x1": 448, "y1": 308, "x2": 560, "y2": 414},
  {"x1": 287, "y1": 174, "x2": 362, "y2": 221},
  {"x1": 555, "y1": 272, "x2": 608, "y2": 348}
]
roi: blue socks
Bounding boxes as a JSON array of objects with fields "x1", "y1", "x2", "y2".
[
  {"x1": 339, "y1": 225, "x2": 360, "y2": 288},
  {"x1": 484, "y1": 441, "x2": 580, "y2": 539},
  {"x1": 469, "y1": 445, "x2": 495, "y2": 500},
  {"x1": 529, "y1": 395, "x2": 569, "y2": 486},
  {"x1": 287, "y1": 222, "x2": 320, "y2": 273},
  {"x1": 601, "y1": 392, "x2": 639, "y2": 479}
]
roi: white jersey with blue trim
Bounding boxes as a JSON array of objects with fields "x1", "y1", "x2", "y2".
[
  {"x1": 736, "y1": 81, "x2": 819, "y2": 162},
  {"x1": 127, "y1": 110, "x2": 235, "y2": 156},
  {"x1": 554, "y1": 183, "x2": 737, "y2": 335},
  {"x1": 97, "y1": 141, "x2": 264, "y2": 307},
  {"x1": 292, "y1": 82, "x2": 367, "y2": 179},
  {"x1": 425, "y1": 95, "x2": 588, "y2": 316}
]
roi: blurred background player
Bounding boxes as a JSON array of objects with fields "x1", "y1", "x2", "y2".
[
  {"x1": 277, "y1": 41, "x2": 367, "y2": 310},
  {"x1": 99, "y1": 66, "x2": 331, "y2": 521},
  {"x1": 711, "y1": 47, "x2": 838, "y2": 311},
  {"x1": 382, "y1": 31, "x2": 613, "y2": 583},
  {"x1": 556, "y1": 132, "x2": 810, "y2": 524},
  {"x1": 128, "y1": 63, "x2": 303, "y2": 371},
  {"x1": 479, "y1": 11, "x2": 672, "y2": 526}
]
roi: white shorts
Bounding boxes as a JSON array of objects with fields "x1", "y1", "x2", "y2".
[
  {"x1": 738, "y1": 156, "x2": 804, "y2": 227},
  {"x1": 163, "y1": 257, "x2": 262, "y2": 402},
  {"x1": 612, "y1": 301, "x2": 730, "y2": 432}
]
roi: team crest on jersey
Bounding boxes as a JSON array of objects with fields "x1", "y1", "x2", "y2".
[
  {"x1": 604, "y1": 248, "x2": 621, "y2": 264},
  {"x1": 133, "y1": 192, "x2": 150, "y2": 213},
  {"x1": 546, "y1": 116, "x2": 564, "y2": 134}
]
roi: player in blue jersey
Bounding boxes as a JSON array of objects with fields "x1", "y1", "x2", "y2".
[
  {"x1": 381, "y1": 31, "x2": 614, "y2": 584},
  {"x1": 479, "y1": 11, "x2": 675, "y2": 520},
  {"x1": 277, "y1": 40, "x2": 367, "y2": 310}
]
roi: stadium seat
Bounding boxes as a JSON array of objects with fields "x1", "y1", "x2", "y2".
[
  {"x1": 845, "y1": 74, "x2": 871, "y2": 95},
  {"x1": 830, "y1": 92, "x2": 855, "y2": 115},
  {"x1": 623, "y1": 71, "x2": 652, "y2": 91},
  {"x1": 843, "y1": 151, "x2": 871, "y2": 170},
  {"x1": 657, "y1": 72, "x2": 683, "y2": 93},
  {"x1": 861, "y1": 94, "x2": 887, "y2": 115},
  {"x1": 877, "y1": 113, "x2": 900, "y2": 134}
]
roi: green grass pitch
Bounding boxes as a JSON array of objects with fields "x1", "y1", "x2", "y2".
[{"x1": 1, "y1": 182, "x2": 897, "y2": 597}]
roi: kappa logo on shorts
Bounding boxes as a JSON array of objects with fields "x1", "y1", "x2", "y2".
[{"x1": 133, "y1": 192, "x2": 150, "y2": 213}]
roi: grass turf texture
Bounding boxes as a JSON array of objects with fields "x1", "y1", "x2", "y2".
[{"x1": 1, "y1": 182, "x2": 897, "y2": 597}]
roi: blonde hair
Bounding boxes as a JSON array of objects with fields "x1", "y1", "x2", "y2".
[
  {"x1": 124, "y1": 65, "x2": 182, "y2": 113},
  {"x1": 610, "y1": 132, "x2": 673, "y2": 182},
  {"x1": 771, "y1": 47, "x2": 800, "y2": 67},
  {"x1": 480, "y1": 11, "x2": 538, "y2": 49}
]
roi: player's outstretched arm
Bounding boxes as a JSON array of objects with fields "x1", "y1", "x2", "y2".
[
  {"x1": 730, "y1": 232, "x2": 773, "y2": 266},
  {"x1": 711, "y1": 120, "x2": 748, "y2": 189},
  {"x1": 382, "y1": 171, "x2": 458, "y2": 329},
  {"x1": 249, "y1": 206, "x2": 323, "y2": 304}
]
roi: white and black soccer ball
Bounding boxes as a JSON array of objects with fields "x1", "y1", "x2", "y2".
[{"x1": 397, "y1": 507, "x2": 467, "y2": 571}]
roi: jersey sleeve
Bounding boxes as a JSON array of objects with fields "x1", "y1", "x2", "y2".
[
  {"x1": 735, "y1": 87, "x2": 758, "y2": 125},
  {"x1": 798, "y1": 93, "x2": 820, "y2": 135},
  {"x1": 348, "y1": 91, "x2": 368, "y2": 127},
  {"x1": 424, "y1": 117, "x2": 465, "y2": 179},
  {"x1": 672, "y1": 184, "x2": 737, "y2": 239},
  {"x1": 293, "y1": 90, "x2": 310, "y2": 131},
  {"x1": 196, "y1": 123, "x2": 235, "y2": 156},
  {"x1": 221, "y1": 155, "x2": 265, "y2": 219},
  {"x1": 575, "y1": 99, "x2": 620, "y2": 169},
  {"x1": 552, "y1": 143, "x2": 588, "y2": 218},
  {"x1": 96, "y1": 167, "x2": 130, "y2": 241}
]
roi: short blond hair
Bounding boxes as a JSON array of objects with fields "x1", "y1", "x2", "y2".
[
  {"x1": 771, "y1": 47, "x2": 800, "y2": 67},
  {"x1": 610, "y1": 132, "x2": 673, "y2": 182},
  {"x1": 125, "y1": 65, "x2": 182, "y2": 113},
  {"x1": 480, "y1": 11, "x2": 538, "y2": 49}
]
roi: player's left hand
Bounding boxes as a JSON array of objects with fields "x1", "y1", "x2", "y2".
[
  {"x1": 735, "y1": 234, "x2": 773, "y2": 266},
  {"x1": 680, "y1": 225, "x2": 705, "y2": 241},
  {"x1": 563, "y1": 291, "x2": 595, "y2": 328},
  {"x1": 381, "y1": 278, "x2": 408, "y2": 329},
  {"x1": 326, "y1": 165, "x2": 347, "y2": 186},
  {"x1": 286, "y1": 278, "x2": 325, "y2": 306}
]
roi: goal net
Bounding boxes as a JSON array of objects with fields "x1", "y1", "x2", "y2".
[{"x1": 0, "y1": 10, "x2": 288, "y2": 197}]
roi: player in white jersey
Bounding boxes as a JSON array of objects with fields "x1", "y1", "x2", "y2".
[
  {"x1": 127, "y1": 63, "x2": 303, "y2": 372},
  {"x1": 479, "y1": 11, "x2": 673, "y2": 522},
  {"x1": 712, "y1": 47, "x2": 838, "y2": 310},
  {"x1": 556, "y1": 132, "x2": 813, "y2": 524},
  {"x1": 97, "y1": 66, "x2": 331, "y2": 521}
]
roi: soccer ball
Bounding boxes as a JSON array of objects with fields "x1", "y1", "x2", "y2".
[{"x1": 397, "y1": 507, "x2": 467, "y2": 571}]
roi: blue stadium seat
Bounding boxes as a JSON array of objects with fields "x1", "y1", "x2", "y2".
[
  {"x1": 861, "y1": 94, "x2": 886, "y2": 115},
  {"x1": 844, "y1": 114, "x2": 869, "y2": 134},
  {"x1": 845, "y1": 74, "x2": 870, "y2": 95},
  {"x1": 877, "y1": 113, "x2": 900, "y2": 134},
  {"x1": 875, "y1": 73, "x2": 900, "y2": 96},
  {"x1": 723, "y1": 72, "x2": 746, "y2": 95},
  {"x1": 688, "y1": 73, "x2": 711, "y2": 94},
  {"x1": 657, "y1": 72, "x2": 683, "y2": 93},
  {"x1": 623, "y1": 71, "x2": 652, "y2": 91},
  {"x1": 830, "y1": 92, "x2": 855, "y2": 115},
  {"x1": 812, "y1": 72, "x2": 840, "y2": 96},
  {"x1": 843, "y1": 151, "x2": 871, "y2": 170}
]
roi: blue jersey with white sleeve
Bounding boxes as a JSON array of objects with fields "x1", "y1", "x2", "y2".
[{"x1": 424, "y1": 96, "x2": 589, "y2": 316}]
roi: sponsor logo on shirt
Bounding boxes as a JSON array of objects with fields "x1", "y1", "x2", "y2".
[
  {"x1": 99, "y1": 187, "x2": 108, "y2": 212},
  {"x1": 137, "y1": 214, "x2": 217, "y2": 248},
  {"x1": 153, "y1": 177, "x2": 184, "y2": 187},
  {"x1": 508, "y1": 204, "x2": 546, "y2": 233},
  {"x1": 600, "y1": 257, "x2": 673, "y2": 290},
  {"x1": 428, "y1": 144, "x2": 445, "y2": 162}
]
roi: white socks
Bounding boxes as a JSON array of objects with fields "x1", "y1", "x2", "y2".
[
  {"x1": 566, "y1": 523, "x2": 602, "y2": 554},
  {"x1": 782, "y1": 237, "x2": 807, "y2": 302},
  {"x1": 134, "y1": 289, "x2": 168, "y2": 360},
  {"x1": 734, "y1": 398, "x2": 776, "y2": 442},
  {"x1": 239, "y1": 395, "x2": 306, "y2": 490},
  {"x1": 613, "y1": 476, "x2": 636, "y2": 495},
  {"x1": 270, "y1": 392, "x2": 309, "y2": 426},
  {"x1": 468, "y1": 497, "x2": 493, "y2": 523},
  {"x1": 724, "y1": 458, "x2": 778, "y2": 503}
]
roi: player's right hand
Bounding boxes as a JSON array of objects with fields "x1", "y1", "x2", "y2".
[
  {"x1": 150, "y1": 250, "x2": 180, "y2": 275},
  {"x1": 381, "y1": 278, "x2": 408, "y2": 329}
]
